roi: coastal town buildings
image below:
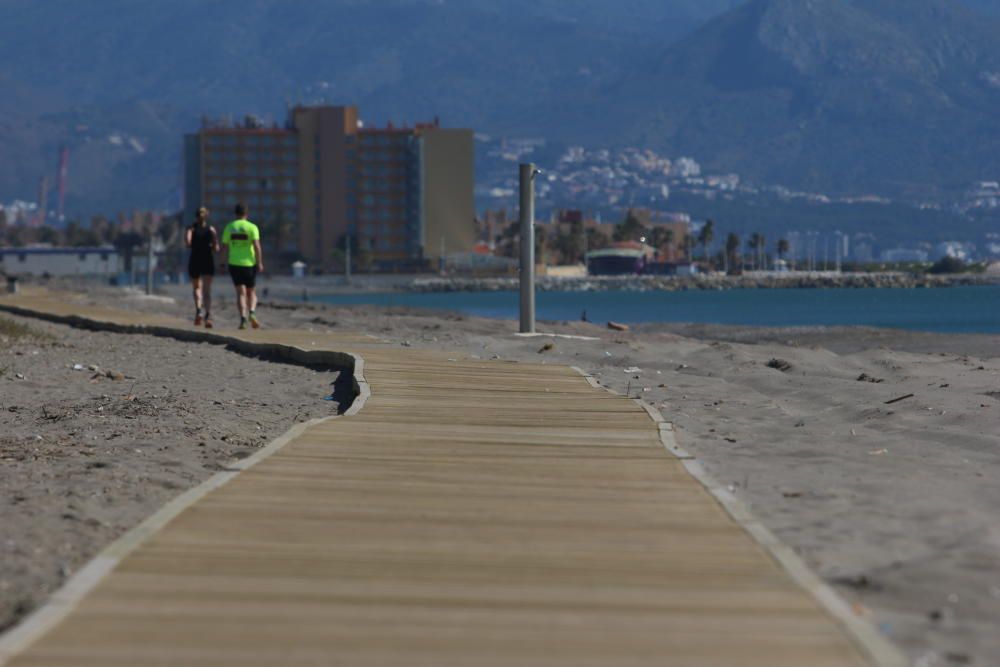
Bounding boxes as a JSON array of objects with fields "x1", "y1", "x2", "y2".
[{"x1": 184, "y1": 105, "x2": 474, "y2": 270}]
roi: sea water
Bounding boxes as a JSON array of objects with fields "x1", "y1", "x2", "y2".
[{"x1": 314, "y1": 285, "x2": 1000, "y2": 334}]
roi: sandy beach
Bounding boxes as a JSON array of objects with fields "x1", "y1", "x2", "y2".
[
  {"x1": 0, "y1": 308, "x2": 340, "y2": 633},
  {"x1": 3, "y1": 282, "x2": 999, "y2": 666}
]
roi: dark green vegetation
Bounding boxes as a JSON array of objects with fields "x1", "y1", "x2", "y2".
[
  {"x1": 0, "y1": 316, "x2": 55, "y2": 348},
  {"x1": 0, "y1": 0, "x2": 997, "y2": 213}
]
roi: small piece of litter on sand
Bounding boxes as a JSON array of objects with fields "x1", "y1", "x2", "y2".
[
  {"x1": 869, "y1": 448, "x2": 889, "y2": 456},
  {"x1": 537, "y1": 343, "x2": 554, "y2": 354},
  {"x1": 857, "y1": 373, "x2": 884, "y2": 383},
  {"x1": 766, "y1": 358, "x2": 793, "y2": 372},
  {"x1": 624, "y1": 367, "x2": 641, "y2": 374},
  {"x1": 884, "y1": 393, "x2": 915, "y2": 405},
  {"x1": 72, "y1": 364, "x2": 85, "y2": 371},
  {"x1": 782, "y1": 491, "x2": 803, "y2": 498},
  {"x1": 607, "y1": 321, "x2": 630, "y2": 332}
]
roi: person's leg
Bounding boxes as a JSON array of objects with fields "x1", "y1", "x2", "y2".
[
  {"x1": 247, "y1": 287, "x2": 260, "y2": 328},
  {"x1": 229, "y1": 266, "x2": 247, "y2": 326},
  {"x1": 191, "y1": 276, "x2": 203, "y2": 324},
  {"x1": 233, "y1": 283, "x2": 246, "y2": 323},
  {"x1": 203, "y1": 275, "x2": 214, "y2": 326}
]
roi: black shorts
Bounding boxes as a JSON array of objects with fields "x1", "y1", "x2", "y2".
[
  {"x1": 228, "y1": 265, "x2": 257, "y2": 288},
  {"x1": 188, "y1": 256, "x2": 215, "y2": 279}
]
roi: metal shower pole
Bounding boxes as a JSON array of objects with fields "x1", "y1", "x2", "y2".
[{"x1": 519, "y1": 163, "x2": 537, "y2": 334}]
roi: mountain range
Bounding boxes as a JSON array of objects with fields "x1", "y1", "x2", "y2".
[
  {"x1": 0, "y1": 0, "x2": 997, "y2": 215},
  {"x1": 559, "y1": 0, "x2": 1000, "y2": 200}
]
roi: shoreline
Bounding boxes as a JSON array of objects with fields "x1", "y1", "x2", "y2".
[{"x1": 404, "y1": 271, "x2": 1000, "y2": 293}]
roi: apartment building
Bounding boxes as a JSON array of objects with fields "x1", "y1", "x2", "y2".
[{"x1": 184, "y1": 106, "x2": 474, "y2": 270}]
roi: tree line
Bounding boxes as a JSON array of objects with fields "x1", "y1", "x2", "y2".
[{"x1": 489, "y1": 209, "x2": 793, "y2": 272}]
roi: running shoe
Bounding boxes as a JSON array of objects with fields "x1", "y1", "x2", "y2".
[
  {"x1": 249, "y1": 312, "x2": 260, "y2": 329},
  {"x1": 238, "y1": 318, "x2": 248, "y2": 330}
]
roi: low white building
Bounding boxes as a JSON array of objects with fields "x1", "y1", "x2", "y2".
[
  {"x1": 0, "y1": 246, "x2": 121, "y2": 277},
  {"x1": 931, "y1": 242, "x2": 974, "y2": 262},
  {"x1": 880, "y1": 248, "x2": 929, "y2": 263}
]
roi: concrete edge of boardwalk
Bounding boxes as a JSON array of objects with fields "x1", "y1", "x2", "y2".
[
  {"x1": 570, "y1": 365, "x2": 908, "y2": 667},
  {"x1": 0, "y1": 300, "x2": 373, "y2": 665},
  {"x1": 0, "y1": 296, "x2": 906, "y2": 667}
]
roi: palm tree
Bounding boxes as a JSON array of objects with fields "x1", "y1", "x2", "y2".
[
  {"x1": 697, "y1": 219, "x2": 715, "y2": 265},
  {"x1": 777, "y1": 239, "x2": 790, "y2": 270},
  {"x1": 683, "y1": 233, "x2": 696, "y2": 263},
  {"x1": 725, "y1": 232, "x2": 741, "y2": 275},
  {"x1": 614, "y1": 209, "x2": 647, "y2": 243},
  {"x1": 747, "y1": 233, "x2": 760, "y2": 271}
]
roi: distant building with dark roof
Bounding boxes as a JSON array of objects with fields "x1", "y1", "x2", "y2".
[{"x1": 0, "y1": 246, "x2": 120, "y2": 276}]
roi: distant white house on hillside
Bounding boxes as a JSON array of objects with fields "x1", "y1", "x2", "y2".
[{"x1": 0, "y1": 246, "x2": 120, "y2": 277}]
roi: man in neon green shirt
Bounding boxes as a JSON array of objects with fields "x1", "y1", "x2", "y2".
[{"x1": 222, "y1": 202, "x2": 264, "y2": 330}]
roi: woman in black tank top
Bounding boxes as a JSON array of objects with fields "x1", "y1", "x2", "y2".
[{"x1": 185, "y1": 207, "x2": 220, "y2": 328}]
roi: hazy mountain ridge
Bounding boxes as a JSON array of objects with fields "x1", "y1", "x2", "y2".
[
  {"x1": 558, "y1": 0, "x2": 1000, "y2": 199},
  {"x1": 0, "y1": 0, "x2": 998, "y2": 213}
]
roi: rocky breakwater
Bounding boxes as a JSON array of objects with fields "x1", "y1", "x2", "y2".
[{"x1": 407, "y1": 272, "x2": 998, "y2": 293}]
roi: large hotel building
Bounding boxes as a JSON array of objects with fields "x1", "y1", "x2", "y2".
[{"x1": 183, "y1": 105, "x2": 474, "y2": 269}]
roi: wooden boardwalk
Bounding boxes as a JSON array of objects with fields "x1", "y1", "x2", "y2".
[{"x1": 0, "y1": 291, "x2": 902, "y2": 666}]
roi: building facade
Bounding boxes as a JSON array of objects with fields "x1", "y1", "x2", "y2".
[{"x1": 184, "y1": 106, "x2": 474, "y2": 270}]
